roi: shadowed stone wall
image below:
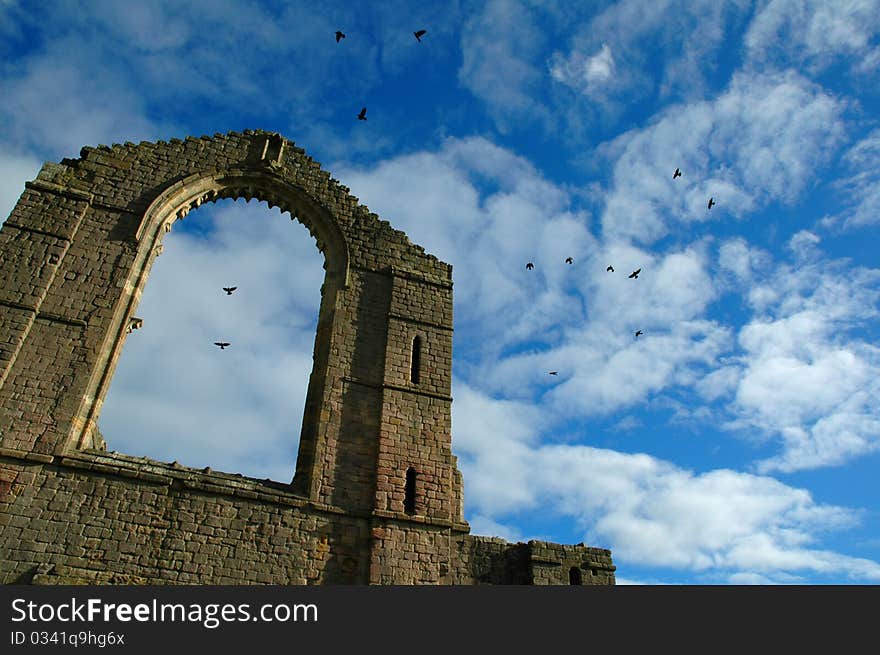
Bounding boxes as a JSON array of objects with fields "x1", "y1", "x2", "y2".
[{"x1": 0, "y1": 130, "x2": 614, "y2": 585}]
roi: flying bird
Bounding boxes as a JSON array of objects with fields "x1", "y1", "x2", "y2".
[
  {"x1": 335, "y1": 31, "x2": 345, "y2": 42},
  {"x1": 628, "y1": 268, "x2": 641, "y2": 279},
  {"x1": 606, "y1": 265, "x2": 614, "y2": 272},
  {"x1": 634, "y1": 330, "x2": 643, "y2": 338},
  {"x1": 708, "y1": 197, "x2": 716, "y2": 209},
  {"x1": 565, "y1": 257, "x2": 573, "y2": 264},
  {"x1": 526, "y1": 262, "x2": 534, "y2": 270},
  {"x1": 414, "y1": 29, "x2": 427, "y2": 42},
  {"x1": 548, "y1": 371, "x2": 558, "y2": 376},
  {"x1": 214, "y1": 342, "x2": 230, "y2": 350},
  {"x1": 222, "y1": 286, "x2": 237, "y2": 295},
  {"x1": 673, "y1": 168, "x2": 681, "y2": 179},
  {"x1": 358, "y1": 107, "x2": 367, "y2": 121}
]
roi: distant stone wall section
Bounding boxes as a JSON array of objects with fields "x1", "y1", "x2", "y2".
[{"x1": 0, "y1": 130, "x2": 614, "y2": 584}]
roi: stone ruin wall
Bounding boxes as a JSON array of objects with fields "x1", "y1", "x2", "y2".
[{"x1": 0, "y1": 130, "x2": 614, "y2": 585}]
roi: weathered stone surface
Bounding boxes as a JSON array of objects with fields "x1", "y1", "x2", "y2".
[{"x1": 0, "y1": 131, "x2": 614, "y2": 585}]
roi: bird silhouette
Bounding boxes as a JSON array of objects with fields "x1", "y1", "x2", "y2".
[
  {"x1": 565, "y1": 257, "x2": 573, "y2": 264},
  {"x1": 414, "y1": 29, "x2": 427, "y2": 42},
  {"x1": 335, "y1": 31, "x2": 345, "y2": 42},
  {"x1": 526, "y1": 262, "x2": 534, "y2": 270},
  {"x1": 549, "y1": 371, "x2": 558, "y2": 376},
  {"x1": 358, "y1": 107, "x2": 367, "y2": 121},
  {"x1": 628, "y1": 268, "x2": 641, "y2": 279},
  {"x1": 607, "y1": 265, "x2": 614, "y2": 272},
  {"x1": 222, "y1": 286, "x2": 237, "y2": 295},
  {"x1": 214, "y1": 342, "x2": 230, "y2": 350},
  {"x1": 673, "y1": 168, "x2": 681, "y2": 179},
  {"x1": 634, "y1": 330, "x2": 643, "y2": 338},
  {"x1": 708, "y1": 197, "x2": 715, "y2": 209}
]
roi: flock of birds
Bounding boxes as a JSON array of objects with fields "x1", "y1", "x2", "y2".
[
  {"x1": 525, "y1": 167, "x2": 717, "y2": 374},
  {"x1": 335, "y1": 27, "x2": 429, "y2": 122},
  {"x1": 211, "y1": 32, "x2": 721, "y2": 358},
  {"x1": 213, "y1": 27, "x2": 431, "y2": 351}
]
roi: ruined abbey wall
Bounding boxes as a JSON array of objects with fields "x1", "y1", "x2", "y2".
[{"x1": 0, "y1": 131, "x2": 614, "y2": 585}]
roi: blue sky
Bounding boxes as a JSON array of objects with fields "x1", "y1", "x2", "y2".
[{"x1": 2, "y1": 0, "x2": 879, "y2": 585}]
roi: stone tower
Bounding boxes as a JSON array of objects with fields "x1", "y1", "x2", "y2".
[{"x1": 0, "y1": 130, "x2": 614, "y2": 584}]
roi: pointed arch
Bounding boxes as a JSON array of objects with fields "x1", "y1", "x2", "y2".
[{"x1": 69, "y1": 168, "x2": 350, "y2": 454}]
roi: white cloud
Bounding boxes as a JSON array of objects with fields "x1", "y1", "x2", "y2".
[
  {"x1": 0, "y1": 1, "x2": 412, "y2": 159},
  {"x1": 584, "y1": 44, "x2": 615, "y2": 83},
  {"x1": 787, "y1": 230, "x2": 821, "y2": 261},
  {"x1": 334, "y1": 136, "x2": 593, "y2": 353},
  {"x1": 336, "y1": 139, "x2": 731, "y2": 421},
  {"x1": 613, "y1": 416, "x2": 643, "y2": 432},
  {"x1": 856, "y1": 45, "x2": 880, "y2": 74},
  {"x1": 550, "y1": 0, "x2": 753, "y2": 108},
  {"x1": 525, "y1": 242, "x2": 727, "y2": 417},
  {"x1": 90, "y1": 0, "x2": 192, "y2": 53},
  {"x1": 467, "y1": 515, "x2": 529, "y2": 543},
  {"x1": 745, "y1": 0, "x2": 880, "y2": 75},
  {"x1": 599, "y1": 71, "x2": 845, "y2": 243},
  {"x1": 825, "y1": 129, "x2": 880, "y2": 229},
  {"x1": 695, "y1": 365, "x2": 740, "y2": 402},
  {"x1": 458, "y1": 0, "x2": 551, "y2": 132},
  {"x1": 549, "y1": 43, "x2": 616, "y2": 97},
  {"x1": 545, "y1": 320, "x2": 729, "y2": 418},
  {"x1": 458, "y1": 0, "x2": 758, "y2": 135},
  {"x1": 1, "y1": 54, "x2": 166, "y2": 157},
  {"x1": 454, "y1": 383, "x2": 880, "y2": 582},
  {"x1": 726, "y1": 256, "x2": 880, "y2": 473},
  {"x1": 718, "y1": 238, "x2": 772, "y2": 286}
]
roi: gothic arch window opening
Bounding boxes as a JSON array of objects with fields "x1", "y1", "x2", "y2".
[{"x1": 97, "y1": 196, "x2": 325, "y2": 482}]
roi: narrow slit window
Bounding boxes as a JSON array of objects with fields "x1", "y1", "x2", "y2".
[
  {"x1": 404, "y1": 467, "x2": 417, "y2": 515},
  {"x1": 569, "y1": 566, "x2": 582, "y2": 585},
  {"x1": 410, "y1": 336, "x2": 421, "y2": 384}
]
